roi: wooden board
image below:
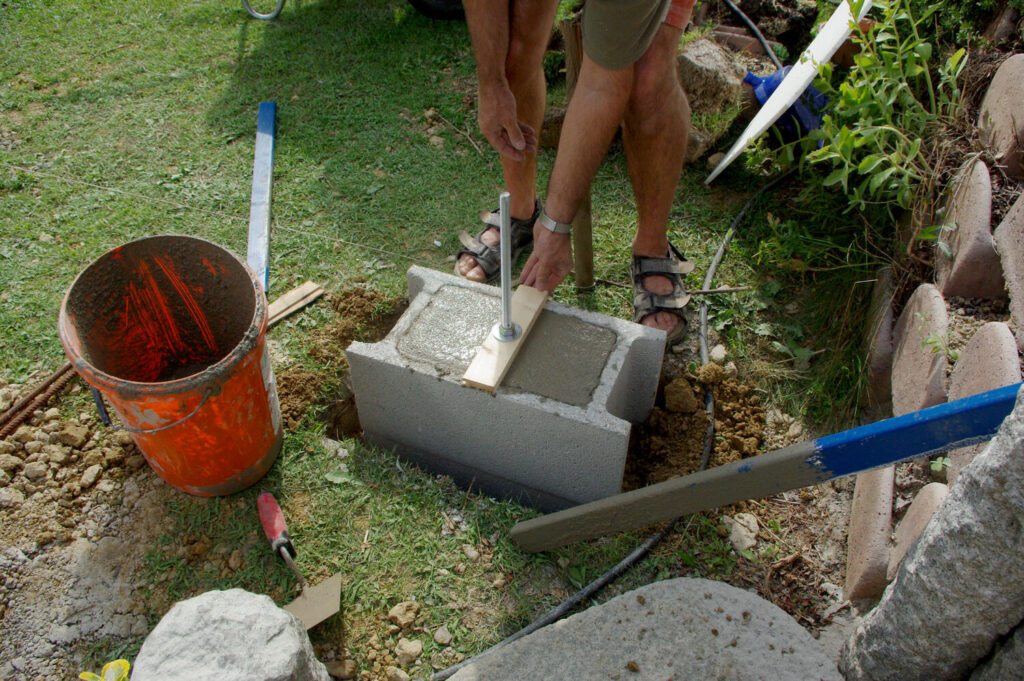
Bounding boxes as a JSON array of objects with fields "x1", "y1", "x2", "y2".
[
  {"x1": 461, "y1": 285, "x2": 548, "y2": 394},
  {"x1": 510, "y1": 383, "x2": 1022, "y2": 552},
  {"x1": 268, "y1": 280, "x2": 324, "y2": 326},
  {"x1": 247, "y1": 101, "x2": 276, "y2": 292}
]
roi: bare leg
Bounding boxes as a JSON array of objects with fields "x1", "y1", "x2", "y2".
[
  {"x1": 458, "y1": 0, "x2": 559, "y2": 282},
  {"x1": 623, "y1": 22, "x2": 689, "y2": 334}
]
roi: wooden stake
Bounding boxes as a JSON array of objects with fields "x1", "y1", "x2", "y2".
[{"x1": 461, "y1": 286, "x2": 548, "y2": 394}]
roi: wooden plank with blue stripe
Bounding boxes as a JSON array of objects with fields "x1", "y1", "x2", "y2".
[{"x1": 511, "y1": 383, "x2": 1023, "y2": 553}]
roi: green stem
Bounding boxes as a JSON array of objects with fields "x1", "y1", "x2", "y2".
[{"x1": 903, "y1": 0, "x2": 936, "y2": 114}]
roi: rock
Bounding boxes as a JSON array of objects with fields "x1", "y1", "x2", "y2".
[
  {"x1": 864, "y1": 267, "x2": 895, "y2": 411},
  {"x1": 461, "y1": 544, "x2": 480, "y2": 562},
  {"x1": 80, "y1": 464, "x2": 101, "y2": 489},
  {"x1": 325, "y1": 660, "x2": 357, "y2": 680},
  {"x1": 113, "y1": 430, "x2": 134, "y2": 448},
  {"x1": 0, "y1": 441, "x2": 15, "y2": 456},
  {"x1": 934, "y1": 159, "x2": 1004, "y2": 299},
  {"x1": 978, "y1": 54, "x2": 1024, "y2": 178},
  {"x1": 22, "y1": 461, "x2": 48, "y2": 481},
  {"x1": 664, "y1": 377, "x2": 698, "y2": 413},
  {"x1": 707, "y1": 152, "x2": 727, "y2": 171},
  {"x1": 12, "y1": 426, "x2": 34, "y2": 443},
  {"x1": 844, "y1": 466, "x2": 894, "y2": 601},
  {"x1": 722, "y1": 513, "x2": 758, "y2": 551},
  {"x1": 890, "y1": 284, "x2": 948, "y2": 415},
  {"x1": 385, "y1": 667, "x2": 409, "y2": 681},
  {"x1": 887, "y1": 482, "x2": 949, "y2": 581},
  {"x1": 677, "y1": 38, "x2": 745, "y2": 117},
  {"x1": 388, "y1": 601, "x2": 419, "y2": 629},
  {"x1": 784, "y1": 421, "x2": 803, "y2": 441},
  {"x1": 969, "y1": 622, "x2": 1024, "y2": 681},
  {"x1": 45, "y1": 445, "x2": 69, "y2": 465},
  {"x1": 227, "y1": 550, "x2": 243, "y2": 571},
  {"x1": 132, "y1": 589, "x2": 329, "y2": 681},
  {"x1": 58, "y1": 423, "x2": 90, "y2": 449},
  {"x1": 840, "y1": 386, "x2": 1024, "y2": 681},
  {"x1": 0, "y1": 487, "x2": 25, "y2": 508},
  {"x1": 945, "y1": 322, "x2": 1022, "y2": 484},
  {"x1": 723, "y1": 361, "x2": 738, "y2": 378},
  {"x1": 83, "y1": 450, "x2": 104, "y2": 467},
  {"x1": 23, "y1": 440, "x2": 43, "y2": 455},
  {"x1": 0, "y1": 469, "x2": 9, "y2": 486},
  {"x1": 43, "y1": 407, "x2": 60, "y2": 421},
  {"x1": 994, "y1": 192, "x2": 1024, "y2": 351},
  {"x1": 0, "y1": 454, "x2": 23, "y2": 472},
  {"x1": 709, "y1": 344, "x2": 727, "y2": 363},
  {"x1": 394, "y1": 638, "x2": 422, "y2": 666},
  {"x1": 127, "y1": 454, "x2": 146, "y2": 470},
  {"x1": 448, "y1": 578, "x2": 840, "y2": 681},
  {"x1": 104, "y1": 447, "x2": 126, "y2": 467},
  {"x1": 433, "y1": 625, "x2": 453, "y2": 646}
]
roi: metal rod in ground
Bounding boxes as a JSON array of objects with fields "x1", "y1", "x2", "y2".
[
  {"x1": 498, "y1": 191, "x2": 513, "y2": 333},
  {"x1": 0, "y1": 362, "x2": 73, "y2": 430},
  {"x1": 0, "y1": 369, "x2": 77, "y2": 439}
]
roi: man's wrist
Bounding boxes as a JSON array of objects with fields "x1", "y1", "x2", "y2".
[{"x1": 538, "y1": 209, "x2": 572, "y2": 235}]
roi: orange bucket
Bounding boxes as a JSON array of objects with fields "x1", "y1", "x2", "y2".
[{"x1": 58, "y1": 235, "x2": 282, "y2": 496}]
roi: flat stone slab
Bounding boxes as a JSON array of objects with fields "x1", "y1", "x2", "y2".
[
  {"x1": 891, "y1": 284, "x2": 949, "y2": 416},
  {"x1": 844, "y1": 466, "x2": 894, "y2": 601},
  {"x1": 348, "y1": 267, "x2": 664, "y2": 510},
  {"x1": 994, "y1": 191, "x2": 1024, "y2": 350},
  {"x1": 864, "y1": 266, "x2": 895, "y2": 410},
  {"x1": 946, "y1": 321, "x2": 1022, "y2": 484},
  {"x1": 935, "y1": 159, "x2": 1005, "y2": 300},
  {"x1": 449, "y1": 578, "x2": 841, "y2": 681},
  {"x1": 979, "y1": 54, "x2": 1024, "y2": 178},
  {"x1": 887, "y1": 482, "x2": 948, "y2": 581}
]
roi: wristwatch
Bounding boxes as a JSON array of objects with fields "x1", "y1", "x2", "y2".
[{"x1": 538, "y1": 209, "x2": 572, "y2": 235}]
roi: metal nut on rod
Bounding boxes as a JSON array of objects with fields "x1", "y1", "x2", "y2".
[{"x1": 493, "y1": 191, "x2": 522, "y2": 343}]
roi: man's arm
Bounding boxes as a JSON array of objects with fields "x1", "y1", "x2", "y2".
[{"x1": 462, "y1": 0, "x2": 536, "y2": 161}]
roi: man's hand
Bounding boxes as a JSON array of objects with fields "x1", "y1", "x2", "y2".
[
  {"x1": 519, "y1": 228, "x2": 572, "y2": 293},
  {"x1": 477, "y1": 79, "x2": 537, "y2": 162}
]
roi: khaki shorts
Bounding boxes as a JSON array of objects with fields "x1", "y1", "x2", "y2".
[{"x1": 582, "y1": 0, "x2": 690, "y2": 70}]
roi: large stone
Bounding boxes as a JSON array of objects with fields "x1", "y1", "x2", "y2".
[
  {"x1": 677, "y1": 38, "x2": 745, "y2": 117},
  {"x1": 863, "y1": 266, "x2": 895, "y2": 410},
  {"x1": 58, "y1": 423, "x2": 90, "y2": 449},
  {"x1": 994, "y1": 191, "x2": 1024, "y2": 350},
  {"x1": 844, "y1": 466, "x2": 894, "y2": 601},
  {"x1": 449, "y1": 578, "x2": 841, "y2": 681},
  {"x1": 840, "y1": 386, "x2": 1024, "y2": 681},
  {"x1": 935, "y1": 160, "x2": 1005, "y2": 299},
  {"x1": 886, "y1": 482, "x2": 948, "y2": 581},
  {"x1": 945, "y1": 322, "x2": 1022, "y2": 484},
  {"x1": 969, "y1": 622, "x2": 1024, "y2": 681},
  {"x1": 131, "y1": 589, "x2": 329, "y2": 681},
  {"x1": 978, "y1": 54, "x2": 1024, "y2": 178},
  {"x1": 890, "y1": 284, "x2": 949, "y2": 416}
]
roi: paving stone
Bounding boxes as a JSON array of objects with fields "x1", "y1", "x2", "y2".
[
  {"x1": 844, "y1": 466, "x2": 894, "y2": 601},
  {"x1": 935, "y1": 159, "x2": 1005, "y2": 299},
  {"x1": 890, "y1": 284, "x2": 949, "y2": 416},
  {"x1": 944, "y1": 322, "x2": 1022, "y2": 485},
  {"x1": 863, "y1": 266, "x2": 895, "y2": 410},
  {"x1": 887, "y1": 482, "x2": 949, "y2": 581},
  {"x1": 994, "y1": 191, "x2": 1024, "y2": 350},
  {"x1": 978, "y1": 54, "x2": 1024, "y2": 178}
]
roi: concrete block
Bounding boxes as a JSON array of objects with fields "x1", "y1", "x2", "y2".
[
  {"x1": 979, "y1": 54, "x2": 1024, "y2": 179},
  {"x1": 863, "y1": 266, "x2": 895, "y2": 410},
  {"x1": 935, "y1": 159, "x2": 1005, "y2": 299},
  {"x1": 945, "y1": 321, "x2": 1022, "y2": 485},
  {"x1": 347, "y1": 267, "x2": 664, "y2": 510},
  {"x1": 890, "y1": 284, "x2": 949, "y2": 416},
  {"x1": 994, "y1": 191, "x2": 1024, "y2": 350},
  {"x1": 844, "y1": 466, "x2": 894, "y2": 601},
  {"x1": 886, "y1": 482, "x2": 948, "y2": 581}
]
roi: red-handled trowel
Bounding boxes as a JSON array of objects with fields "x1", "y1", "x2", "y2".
[{"x1": 257, "y1": 490, "x2": 342, "y2": 629}]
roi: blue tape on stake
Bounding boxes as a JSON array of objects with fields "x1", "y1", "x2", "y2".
[
  {"x1": 809, "y1": 382, "x2": 1023, "y2": 479},
  {"x1": 247, "y1": 101, "x2": 276, "y2": 293}
]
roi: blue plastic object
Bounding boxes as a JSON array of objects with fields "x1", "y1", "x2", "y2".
[{"x1": 744, "y1": 66, "x2": 828, "y2": 141}]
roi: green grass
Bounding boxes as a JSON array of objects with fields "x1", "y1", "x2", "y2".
[{"x1": 2, "y1": 0, "x2": 890, "y2": 672}]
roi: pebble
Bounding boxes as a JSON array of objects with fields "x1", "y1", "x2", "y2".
[
  {"x1": 58, "y1": 424, "x2": 89, "y2": 449},
  {"x1": 12, "y1": 427, "x2": 34, "y2": 444},
  {"x1": 0, "y1": 441, "x2": 14, "y2": 456},
  {"x1": 0, "y1": 455, "x2": 22, "y2": 472},
  {"x1": 710, "y1": 344, "x2": 728, "y2": 363},
  {"x1": 113, "y1": 430, "x2": 133, "y2": 448},
  {"x1": 433, "y1": 625, "x2": 453, "y2": 646},
  {"x1": 80, "y1": 464, "x2": 102, "y2": 489},
  {"x1": 385, "y1": 667, "x2": 410, "y2": 681},
  {"x1": 325, "y1": 660, "x2": 358, "y2": 679},
  {"x1": 388, "y1": 601, "x2": 420, "y2": 628},
  {"x1": 0, "y1": 487, "x2": 25, "y2": 508},
  {"x1": 722, "y1": 513, "x2": 758, "y2": 552},
  {"x1": 23, "y1": 441, "x2": 43, "y2": 456},
  {"x1": 0, "y1": 469, "x2": 9, "y2": 486},
  {"x1": 784, "y1": 422, "x2": 803, "y2": 441},
  {"x1": 723, "y1": 361, "x2": 738, "y2": 378},
  {"x1": 395, "y1": 638, "x2": 422, "y2": 666},
  {"x1": 22, "y1": 461, "x2": 48, "y2": 481},
  {"x1": 461, "y1": 544, "x2": 480, "y2": 562},
  {"x1": 43, "y1": 408, "x2": 60, "y2": 421},
  {"x1": 126, "y1": 455, "x2": 145, "y2": 471},
  {"x1": 227, "y1": 550, "x2": 243, "y2": 571}
]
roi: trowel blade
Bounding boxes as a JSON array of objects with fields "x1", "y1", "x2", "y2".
[{"x1": 284, "y1": 572, "x2": 342, "y2": 630}]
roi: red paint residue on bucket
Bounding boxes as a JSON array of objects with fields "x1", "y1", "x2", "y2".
[{"x1": 59, "y1": 235, "x2": 282, "y2": 496}]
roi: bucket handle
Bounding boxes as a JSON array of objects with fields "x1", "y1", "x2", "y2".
[{"x1": 94, "y1": 388, "x2": 213, "y2": 435}]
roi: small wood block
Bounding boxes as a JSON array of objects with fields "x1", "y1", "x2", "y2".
[
  {"x1": 461, "y1": 285, "x2": 548, "y2": 394},
  {"x1": 268, "y1": 281, "x2": 325, "y2": 326}
]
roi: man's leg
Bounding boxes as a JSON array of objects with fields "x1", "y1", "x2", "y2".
[
  {"x1": 457, "y1": 0, "x2": 559, "y2": 282},
  {"x1": 623, "y1": 19, "x2": 690, "y2": 334}
]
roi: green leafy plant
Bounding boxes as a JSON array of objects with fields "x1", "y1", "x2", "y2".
[{"x1": 79, "y1": 659, "x2": 130, "y2": 681}]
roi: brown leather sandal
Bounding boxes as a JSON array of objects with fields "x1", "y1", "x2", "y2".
[
  {"x1": 454, "y1": 200, "x2": 539, "y2": 283},
  {"x1": 630, "y1": 241, "x2": 694, "y2": 345}
]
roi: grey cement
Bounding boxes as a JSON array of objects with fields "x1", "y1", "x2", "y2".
[
  {"x1": 448, "y1": 577, "x2": 841, "y2": 681},
  {"x1": 347, "y1": 267, "x2": 664, "y2": 510}
]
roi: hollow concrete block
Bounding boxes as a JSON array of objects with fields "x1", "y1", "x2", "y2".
[
  {"x1": 844, "y1": 466, "x2": 895, "y2": 601},
  {"x1": 994, "y1": 191, "x2": 1024, "y2": 350},
  {"x1": 979, "y1": 54, "x2": 1024, "y2": 179},
  {"x1": 935, "y1": 159, "x2": 1005, "y2": 300},
  {"x1": 347, "y1": 267, "x2": 665, "y2": 511},
  {"x1": 890, "y1": 284, "x2": 949, "y2": 416},
  {"x1": 945, "y1": 321, "x2": 1022, "y2": 485},
  {"x1": 887, "y1": 482, "x2": 948, "y2": 582}
]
